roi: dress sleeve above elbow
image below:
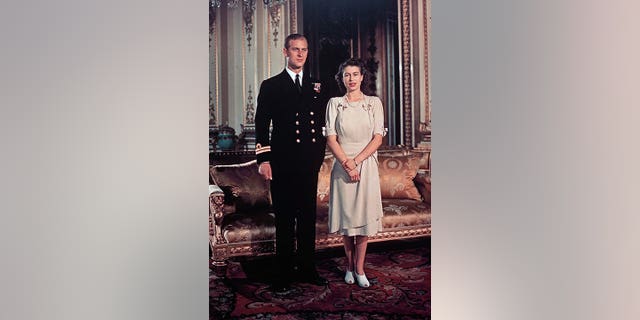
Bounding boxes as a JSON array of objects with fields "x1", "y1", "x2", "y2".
[
  {"x1": 372, "y1": 97, "x2": 385, "y2": 136},
  {"x1": 324, "y1": 98, "x2": 338, "y2": 136}
]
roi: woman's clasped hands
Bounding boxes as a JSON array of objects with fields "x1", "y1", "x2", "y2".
[{"x1": 341, "y1": 158, "x2": 361, "y2": 182}]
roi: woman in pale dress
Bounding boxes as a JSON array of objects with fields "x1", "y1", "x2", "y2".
[{"x1": 324, "y1": 58, "x2": 385, "y2": 288}]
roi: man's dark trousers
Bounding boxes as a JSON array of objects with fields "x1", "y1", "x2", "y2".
[{"x1": 270, "y1": 167, "x2": 319, "y2": 286}]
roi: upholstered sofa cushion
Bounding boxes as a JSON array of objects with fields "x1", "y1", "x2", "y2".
[
  {"x1": 210, "y1": 160, "x2": 271, "y2": 211},
  {"x1": 221, "y1": 200, "x2": 431, "y2": 244},
  {"x1": 378, "y1": 147, "x2": 431, "y2": 172},
  {"x1": 377, "y1": 154, "x2": 422, "y2": 201},
  {"x1": 316, "y1": 153, "x2": 423, "y2": 201},
  {"x1": 221, "y1": 209, "x2": 275, "y2": 243},
  {"x1": 381, "y1": 198, "x2": 431, "y2": 228},
  {"x1": 410, "y1": 149, "x2": 431, "y2": 172},
  {"x1": 413, "y1": 171, "x2": 431, "y2": 204},
  {"x1": 314, "y1": 199, "x2": 430, "y2": 238}
]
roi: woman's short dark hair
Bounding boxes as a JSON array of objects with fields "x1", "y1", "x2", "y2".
[{"x1": 334, "y1": 58, "x2": 373, "y2": 95}]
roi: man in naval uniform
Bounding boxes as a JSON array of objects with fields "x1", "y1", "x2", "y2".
[{"x1": 255, "y1": 33, "x2": 329, "y2": 294}]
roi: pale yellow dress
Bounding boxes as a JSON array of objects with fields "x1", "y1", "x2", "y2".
[{"x1": 324, "y1": 95, "x2": 385, "y2": 236}]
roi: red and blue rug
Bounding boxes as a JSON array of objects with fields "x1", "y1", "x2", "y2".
[{"x1": 210, "y1": 239, "x2": 430, "y2": 319}]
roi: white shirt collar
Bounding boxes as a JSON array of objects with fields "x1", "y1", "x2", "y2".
[{"x1": 285, "y1": 67, "x2": 303, "y2": 84}]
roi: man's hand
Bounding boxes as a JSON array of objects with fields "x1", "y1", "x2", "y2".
[{"x1": 258, "y1": 162, "x2": 273, "y2": 180}]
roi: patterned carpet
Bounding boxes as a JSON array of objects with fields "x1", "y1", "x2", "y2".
[{"x1": 210, "y1": 239, "x2": 430, "y2": 319}]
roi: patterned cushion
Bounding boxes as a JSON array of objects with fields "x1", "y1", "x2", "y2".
[
  {"x1": 316, "y1": 155, "x2": 334, "y2": 203},
  {"x1": 410, "y1": 149, "x2": 431, "y2": 172},
  {"x1": 380, "y1": 199, "x2": 431, "y2": 228},
  {"x1": 210, "y1": 160, "x2": 271, "y2": 211},
  {"x1": 377, "y1": 154, "x2": 422, "y2": 201},
  {"x1": 379, "y1": 147, "x2": 430, "y2": 172},
  {"x1": 413, "y1": 171, "x2": 431, "y2": 204},
  {"x1": 315, "y1": 199, "x2": 429, "y2": 237},
  {"x1": 221, "y1": 210, "x2": 276, "y2": 243}
]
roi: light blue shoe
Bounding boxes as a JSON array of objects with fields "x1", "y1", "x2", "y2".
[
  {"x1": 355, "y1": 273, "x2": 370, "y2": 288},
  {"x1": 344, "y1": 271, "x2": 355, "y2": 284}
]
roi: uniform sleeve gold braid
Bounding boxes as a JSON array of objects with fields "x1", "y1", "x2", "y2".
[{"x1": 255, "y1": 144, "x2": 271, "y2": 155}]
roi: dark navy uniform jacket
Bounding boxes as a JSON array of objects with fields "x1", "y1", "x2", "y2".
[{"x1": 255, "y1": 70, "x2": 329, "y2": 174}]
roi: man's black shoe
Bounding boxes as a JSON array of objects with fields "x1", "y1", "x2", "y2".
[{"x1": 298, "y1": 274, "x2": 329, "y2": 286}]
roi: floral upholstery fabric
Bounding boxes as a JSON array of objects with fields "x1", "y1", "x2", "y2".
[
  {"x1": 379, "y1": 198, "x2": 431, "y2": 229},
  {"x1": 378, "y1": 147, "x2": 430, "y2": 172},
  {"x1": 210, "y1": 160, "x2": 271, "y2": 211},
  {"x1": 214, "y1": 150, "x2": 432, "y2": 246},
  {"x1": 222, "y1": 199, "x2": 431, "y2": 244},
  {"x1": 377, "y1": 154, "x2": 422, "y2": 201},
  {"x1": 411, "y1": 149, "x2": 431, "y2": 172},
  {"x1": 317, "y1": 153, "x2": 424, "y2": 203},
  {"x1": 413, "y1": 171, "x2": 431, "y2": 204},
  {"x1": 220, "y1": 209, "x2": 275, "y2": 243}
]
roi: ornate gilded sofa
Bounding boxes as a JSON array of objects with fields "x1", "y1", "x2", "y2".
[{"x1": 209, "y1": 146, "x2": 431, "y2": 276}]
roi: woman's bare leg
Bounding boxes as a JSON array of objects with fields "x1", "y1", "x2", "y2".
[
  {"x1": 343, "y1": 235, "x2": 355, "y2": 271},
  {"x1": 354, "y1": 236, "x2": 369, "y2": 275}
]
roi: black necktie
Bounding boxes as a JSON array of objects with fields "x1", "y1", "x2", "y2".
[{"x1": 295, "y1": 74, "x2": 302, "y2": 93}]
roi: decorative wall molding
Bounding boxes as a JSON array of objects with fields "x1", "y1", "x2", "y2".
[
  {"x1": 267, "y1": 10, "x2": 272, "y2": 77},
  {"x1": 365, "y1": 14, "x2": 379, "y2": 96},
  {"x1": 226, "y1": 0, "x2": 240, "y2": 8},
  {"x1": 209, "y1": 0, "x2": 291, "y2": 140},
  {"x1": 209, "y1": 1, "x2": 219, "y2": 126},
  {"x1": 400, "y1": 0, "x2": 412, "y2": 146},
  {"x1": 242, "y1": 0, "x2": 256, "y2": 51},
  {"x1": 211, "y1": 0, "x2": 287, "y2": 8},
  {"x1": 269, "y1": 5, "x2": 282, "y2": 47},
  {"x1": 424, "y1": 0, "x2": 430, "y2": 124},
  {"x1": 245, "y1": 86, "x2": 255, "y2": 124},
  {"x1": 263, "y1": 0, "x2": 286, "y2": 7},
  {"x1": 209, "y1": 0, "x2": 433, "y2": 148},
  {"x1": 241, "y1": 7, "x2": 250, "y2": 126},
  {"x1": 415, "y1": 0, "x2": 431, "y2": 145},
  {"x1": 289, "y1": 0, "x2": 297, "y2": 33}
]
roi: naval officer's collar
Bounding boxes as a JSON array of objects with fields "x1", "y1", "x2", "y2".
[{"x1": 285, "y1": 67, "x2": 303, "y2": 85}]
